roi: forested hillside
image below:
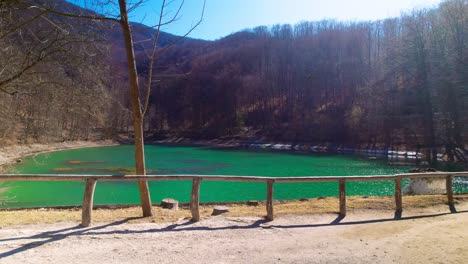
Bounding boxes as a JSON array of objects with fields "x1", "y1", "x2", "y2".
[
  {"x1": 1, "y1": 0, "x2": 466, "y2": 162},
  {"x1": 0, "y1": 0, "x2": 111, "y2": 142},
  {"x1": 150, "y1": 0, "x2": 467, "y2": 162},
  {"x1": 0, "y1": 0, "x2": 203, "y2": 143}
]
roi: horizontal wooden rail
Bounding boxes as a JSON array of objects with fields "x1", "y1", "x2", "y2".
[{"x1": 0, "y1": 172, "x2": 467, "y2": 226}]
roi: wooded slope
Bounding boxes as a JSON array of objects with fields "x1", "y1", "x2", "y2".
[{"x1": 1, "y1": 0, "x2": 466, "y2": 162}]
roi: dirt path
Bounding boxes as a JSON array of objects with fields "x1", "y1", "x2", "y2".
[{"x1": 1, "y1": 203, "x2": 466, "y2": 264}]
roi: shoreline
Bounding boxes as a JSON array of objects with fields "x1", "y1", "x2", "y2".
[
  {"x1": 152, "y1": 137, "x2": 426, "y2": 160},
  {"x1": 0, "y1": 140, "x2": 119, "y2": 171},
  {"x1": 152, "y1": 138, "x2": 468, "y2": 169},
  {"x1": 151, "y1": 136, "x2": 466, "y2": 163},
  {"x1": 1, "y1": 137, "x2": 462, "y2": 169}
]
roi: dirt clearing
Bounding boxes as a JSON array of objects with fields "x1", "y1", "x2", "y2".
[{"x1": 1, "y1": 200, "x2": 467, "y2": 264}]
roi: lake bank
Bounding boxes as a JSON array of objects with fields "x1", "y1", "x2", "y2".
[
  {"x1": 152, "y1": 137, "x2": 454, "y2": 165},
  {"x1": 0, "y1": 140, "x2": 119, "y2": 172},
  {"x1": 153, "y1": 138, "x2": 468, "y2": 172},
  {"x1": 1, "y1": 137, "x2": 462, "y2": 169}
]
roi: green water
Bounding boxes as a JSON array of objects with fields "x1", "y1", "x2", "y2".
[{"x1": 3, "y1": 145, "x2": 467, "y2": 208}]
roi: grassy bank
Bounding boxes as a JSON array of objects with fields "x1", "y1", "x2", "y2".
[{"x1": 1, "y1": 194, "x2": 467, "y2": 227}]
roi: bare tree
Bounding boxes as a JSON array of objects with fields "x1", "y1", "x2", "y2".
[
  {"x1": 1, "y1": 0, "x2": 114, "y2": 145},
  {"x1": 8, "y1": 0, "x2": 205, "y2": 216}
]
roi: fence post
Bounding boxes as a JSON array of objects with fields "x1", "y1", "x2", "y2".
[
  {"x1": 395, "y1": 177, "x2": 402, "y2": 218},
  {"x1": 339, "y1": 179, "x2": 346, "y2": 216},
  {"x1": 266, "y1": 179, "x2": 274, "y2": 221},
  {"x1": 191, "y1": 177, "x2": 201, "y2": 222},
  {"x1": 446, "y1": 175, "x2": 456, "y2": 213},
  {"x1": 81, "y1": 178, "x2": 97, "y2": 227}
]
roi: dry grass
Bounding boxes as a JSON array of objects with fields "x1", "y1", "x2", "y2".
[{"x1": 1, "y1": 194, "x2": 467, "y2": 227}]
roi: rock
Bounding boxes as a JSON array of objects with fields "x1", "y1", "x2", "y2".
[
  {"x1": 299, "y1": 198, "x2": 309, "y2": 202},
  {"x1": 403, "y1": 178, "x2": 446, "y2": 195},
  {"x1": 247, "y1": 200, "x2": 259, "y2": 206},
  {"x1": 211, "y1": 206, "x2": 230, "y2": 215},
  {"x1": 16, "y1": 159, "x2": 22, "y2": 163},
  {"x1": 404, "y1": 168, "x2": 445, "y2": 195},
  {"x1": 408, "y1": 168, "x2": 438, "y2": 173},
  {"x1": 161, "y1": 198, "x2": 179, "y2": 210}
]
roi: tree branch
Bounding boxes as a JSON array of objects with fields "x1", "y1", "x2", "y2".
[
  {"x1": 142, "y1": 0, "x2": 205, "y2": 116},
  {"x1": 12, "y1": 0, "x2": 121, "y2": 23}
]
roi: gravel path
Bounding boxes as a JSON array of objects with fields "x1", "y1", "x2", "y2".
[{"x1": 1, "y1": 203, "x2": 467, "y2": 264}]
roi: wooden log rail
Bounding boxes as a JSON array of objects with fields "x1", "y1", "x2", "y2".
[{"x1": 0, "y1": 172, "x2": 467, "y2": 227}]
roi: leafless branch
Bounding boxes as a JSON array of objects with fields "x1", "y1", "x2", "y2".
[
  {"x1": 0, "y1": 9, "x2": 47, "y2": 39},
  {"x1": 141, "y1": 0, "x2": 205, "y2": 117},
  {"x1": 141, "y1": 0, "x2": 166, "y2": 117},
  {"x1": 12, "y1": 0, "x2": 121, "y2": 22},
  {"x1": 156, "y1": 0, "x2": 205, "y2": 57}
]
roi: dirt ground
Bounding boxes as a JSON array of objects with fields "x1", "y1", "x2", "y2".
[{"x1": 1, "y1": 201, "x2": 467, "y2": 264}]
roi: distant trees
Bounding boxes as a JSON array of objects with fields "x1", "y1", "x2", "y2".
[
  {"x1": 148, "y1": 0, "x2": 467, "y2": 164},
  {"x1": 431, "y1": 0, "x2": 467, "y2": 161}
]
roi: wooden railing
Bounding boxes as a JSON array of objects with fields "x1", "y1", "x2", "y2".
[{"x1": 1, "y1": 172, "x2": 467, "y2": 227}]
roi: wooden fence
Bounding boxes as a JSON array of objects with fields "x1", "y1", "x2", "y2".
[{"x1": 0, "y1": 172, "x2": 467, "y2": 227}]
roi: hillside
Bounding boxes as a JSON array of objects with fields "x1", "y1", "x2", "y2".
[
  {"x1": 0, "y1": 0, "x2": 206, "y2": 144},
  {"x1": 146, "y1": 0, "x2": 467, "y2": 164},
  {"x1": 0, "y1": 0, "x2": 466, "y2": 164}
]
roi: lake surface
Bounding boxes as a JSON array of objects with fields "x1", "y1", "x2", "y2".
[{"x1": 3, "y1": 145, "x2": 467, "y2": 208}]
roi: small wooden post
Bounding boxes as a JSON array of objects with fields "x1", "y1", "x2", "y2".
[
  {"x1": 446, "y1": 175, "x2": 456, "y2": 213},
  {"x1": 339, "y1": 179, "x2": 346, "y2": 216},
  {"x1": 395, "y1": 177, "x2": 402, "y2": 218},
  {"x1": 266, "y1": 179, "x2": 274, "y2": 221},
  {"x1": 81, "y1": 178, "x2": 97, "y2": 227},
  {"x1": 190, "y1": 177, "x2": 201, "y2": 222}
]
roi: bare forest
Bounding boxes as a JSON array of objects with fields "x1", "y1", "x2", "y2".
[{"x1": 1, "y1": 0, "x2": 467, "y2": 164}]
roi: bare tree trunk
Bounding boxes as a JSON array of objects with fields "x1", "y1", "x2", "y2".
[{"x1": 118, "y1": 0, "x2": 153, "y2": 217}]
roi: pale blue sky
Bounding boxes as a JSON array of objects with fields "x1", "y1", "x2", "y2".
[{"x1": 72, "y1": 0, "x2": 444, "y2": 40}]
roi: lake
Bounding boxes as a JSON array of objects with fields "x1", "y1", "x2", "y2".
[{"x1": 2, "y1": 145, "x2": 467, "y2": 208}]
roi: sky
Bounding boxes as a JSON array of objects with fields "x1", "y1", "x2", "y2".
[{"x1": 72, "y1": 0, "x2": 445, "y2": 40}]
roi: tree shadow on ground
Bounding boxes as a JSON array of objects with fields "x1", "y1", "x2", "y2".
[
  {"x1": 0, "y1": 217, "x2": 142, "y2": 259},
  {"x1": 0, "y1": 210, "x2": 466, "y2": 259}
]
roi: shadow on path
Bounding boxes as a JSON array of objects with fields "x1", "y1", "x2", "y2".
[
  {"x1": 0, "y1": 217, "x2": 142, "y2": 259},
  {"x1": 0, "y1": 210, "x2": 466, "y2": 259}
]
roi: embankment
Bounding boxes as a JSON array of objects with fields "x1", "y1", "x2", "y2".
[{"x1": 0, "y1": 140, "x2": 118, "y2": 171}]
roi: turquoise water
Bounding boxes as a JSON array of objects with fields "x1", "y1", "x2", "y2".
[{"x1": 2, "y1": 145, "x2": 466, "y2": 208}]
